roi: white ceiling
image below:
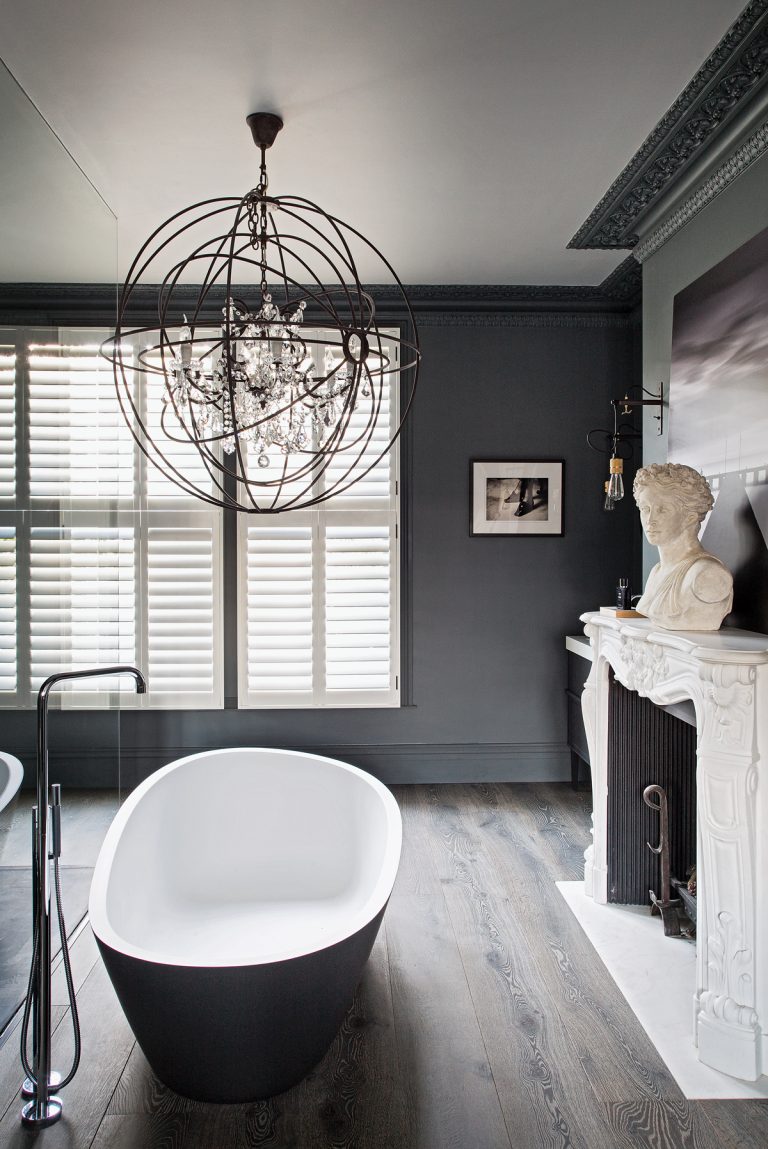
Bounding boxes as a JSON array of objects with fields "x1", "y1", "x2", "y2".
[{"x1": 0, "y1": 0, "x2": 748, "y2": 285}]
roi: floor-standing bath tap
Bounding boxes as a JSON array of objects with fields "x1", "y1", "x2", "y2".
[{"x1": 20, "y1": 665, "x2": 146, "y2": 1129}]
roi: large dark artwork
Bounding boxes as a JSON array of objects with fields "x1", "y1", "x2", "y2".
[{"x1": 669, "y1": 225, "x2": 768, "y2": 634}]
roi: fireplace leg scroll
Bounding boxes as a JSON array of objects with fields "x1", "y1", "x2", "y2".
[
  {"x1": 694, "y1": 689, "x2": 761, "y2": 1080},
  {"x1": 580, "y1": 631, "x2": 608, "y2": 903}
]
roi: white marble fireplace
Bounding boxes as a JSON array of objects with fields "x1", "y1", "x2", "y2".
[{"x1": 580, "y1": 611, "x2": 768, "y2": 1083}]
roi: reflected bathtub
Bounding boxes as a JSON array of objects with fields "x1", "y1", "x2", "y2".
[
  {"x1": 89, "y1": 748, "x2": 401, "y2": 1101},
  {"x1": 0, "y1": 751, "x2": 24, "y2": 863}
]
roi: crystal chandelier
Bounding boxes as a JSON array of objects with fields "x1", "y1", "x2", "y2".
[{"x1": 103, "y1": 113, "x2": 419, "y2": 512}]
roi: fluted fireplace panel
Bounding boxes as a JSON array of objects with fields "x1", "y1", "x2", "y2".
[{"x1": 607, "y1": 674, "x2": 697, "y2": 905}]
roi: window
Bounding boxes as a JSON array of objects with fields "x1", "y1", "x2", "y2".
[
  {"x1": 238, "y1": 332, "x2": 401, "y2": 707},
  {"x1": 1, "y1": 329, "x2": 222, "y2": 708},
  {"x1": 1, "y1": 325, "x2": 401, "y2": 709}
]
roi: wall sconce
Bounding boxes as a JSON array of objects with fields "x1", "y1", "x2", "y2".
[{"x1": 588, "y1": 383, "x2": 664, "y2": 511}]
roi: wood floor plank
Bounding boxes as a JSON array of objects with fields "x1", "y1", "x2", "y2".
[
  {"x1": 696, "y1": 1099, "x2": 768, "y2": 1148},
  {"x1": 419, "y1": 782, "x2": 621, "y2": 1149},
  {"x1": 443, "y1": 783, "x2": 723, "y2": 1146},
  {"x1": 90, "y1": 1112, "x2": 191, "y2": 1149},
  {"x1": 107, "y1": 1043, "x2": 207, "y2": 1118},
  {"x1": 286, "y1": 924, "x2": 408, "y2": 1149},
  {"x1": 0, "y1": 956, "x2": 134, "y2": 1147},
  {"x1": 460, "y1": 783, "x2": 686, "y2": 1095},
  {"x1": 172, "y1": 1105, "x2": 286, "y2": 1149},
  {"x1": 517, "y1": 782, "x2": 592, "y2": 879},
  {"x1": 602, "y1": 1097, "x2": 727, "y2": 1149},
  {"x1": 384, "y1": 786, "x2": 512, "y2": 1149}
]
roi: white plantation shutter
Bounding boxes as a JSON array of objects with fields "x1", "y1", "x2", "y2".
[
  {"x1": 238, "y1": 330, "x2": 400, "y2": 708},
  {"x1": 320, "y1": 349, "x2": 395, "y2": 505},
  {"x1": 0, "y1": 342, "x2": 19, "y2": 701},
  {"x1": 145, "y1": 518, "x2": 221, "y2": 703},
  {"x1": 28, "y1": 343, "x2": 134, "y2": 503},
  {"x1": 0, "y1": 329, "x2": 223, "y2": 709},
  {"x1": 0, "y1": 528, "x2": 16, "y2": 696},
  {"x1": 143, "y1": 344, "x2": 219, "y2": 504},
  {"x1": 0, "y1": 345, "x2": 16, "y2": 502},
  {"x1": 239, "y1": 514, "x2": 398, "y2": 706},
  {"x1": 240, "y1": 522, "x2": 314, "y2": 699},
  {"x1": 325, "y1": 520, "x2": 394, "y2": 694},
  {"x1": 28, "y1": 524, "x2": 137, "y2": 703}
]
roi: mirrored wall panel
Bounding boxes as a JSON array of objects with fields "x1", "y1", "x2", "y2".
[{"x1": 0, "y1": 57, "x2": 119, "y2": 1034}]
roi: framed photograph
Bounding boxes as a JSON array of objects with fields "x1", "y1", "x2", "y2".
[{"x1": 470, "y1": 460, "x2": 564, "y2": 536}]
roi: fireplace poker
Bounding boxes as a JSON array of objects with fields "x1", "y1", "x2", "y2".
[{"x1": 643, "y1": 783, "x2": 686, "y2": 938}]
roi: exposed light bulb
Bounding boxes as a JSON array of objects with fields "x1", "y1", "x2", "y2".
[
  {"x1": 603, "y1": 479, "x2": 616, "y2": 511},
  {"x1": 607, "y1": 455, "x2": 624, "y2": 502}
]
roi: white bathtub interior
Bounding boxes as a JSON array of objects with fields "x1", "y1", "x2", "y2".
[
  {"x1": 0, "y1": 751, "x2": 23, "y2": 814},
  {"x1": 91, "y1": 749, "x2": 401, "y2": 967},
  {"x1": 0, "y1": 751, "x2": 24, "y2": 863}
]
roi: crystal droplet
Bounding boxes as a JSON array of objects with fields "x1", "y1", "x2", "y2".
[{"x1": 257, "y1": 453, "x2": 270, "y2": 469}]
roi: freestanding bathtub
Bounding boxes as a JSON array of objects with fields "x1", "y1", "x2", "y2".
[{"x1": 89, "y1": 747, "x2": 402, "y2": 1102}]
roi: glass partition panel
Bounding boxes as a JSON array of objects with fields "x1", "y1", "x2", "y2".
[
  {"x1": 0, "y1": 59, "x2": 116, "y2": 284},
  {"x1": 0, "y1": 57, "x2": 120, "y2": 1034}
]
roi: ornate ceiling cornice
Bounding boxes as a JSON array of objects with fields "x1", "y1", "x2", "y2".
[
  {"x1": 633, "y1": 119, "x2": 768, "y2": 262},
  {"x1": 0, "y1": 271, "x2": 642, "y2": 328},
  {"x1": 569, "y1": 1, "x2": 768, "y2": 250}
]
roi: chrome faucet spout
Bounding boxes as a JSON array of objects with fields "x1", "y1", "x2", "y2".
[{"x1": 38, "y1": 664, "x2": 147, "y2": 702}]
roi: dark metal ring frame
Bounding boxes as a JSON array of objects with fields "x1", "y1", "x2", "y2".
[
  {"x1": 102, "y1": 189, "x2": 420, "y2": 513},
  {"x1": 108, "y1": 202, "x2": 401, "y2": 510}
]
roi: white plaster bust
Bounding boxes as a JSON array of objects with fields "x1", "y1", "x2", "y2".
[{"x1": 633, "y1": 463, "x2": 733, "y2": 632}]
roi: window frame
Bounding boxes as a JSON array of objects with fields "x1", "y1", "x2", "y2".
[{"x1": 236, "y1": 327, "x2": 402, "y2": 709}]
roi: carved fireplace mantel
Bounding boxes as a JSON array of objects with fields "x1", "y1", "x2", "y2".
[{"x1": 580, "y1": 611, "x2": 768, "y2": 1082}]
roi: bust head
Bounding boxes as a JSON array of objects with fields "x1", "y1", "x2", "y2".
[
  {"x1": 632, "y1": 463, "x2": 731, "y2": 631},
  {"x1": 633, "y1": 463, "x2": 713, "y2": 548}
]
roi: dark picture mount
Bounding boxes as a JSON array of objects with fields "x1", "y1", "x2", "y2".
[{"x1": 470, "y1": 460, "x2": 564, "y2": 536}]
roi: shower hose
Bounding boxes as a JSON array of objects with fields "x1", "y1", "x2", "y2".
[{"x1": 19, "y1": 852, "x2": 81, "y2": 1091}]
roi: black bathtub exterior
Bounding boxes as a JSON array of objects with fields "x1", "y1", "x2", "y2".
[{"x1": 96, "y1": 905, "x2": 385, "y2": 1102}]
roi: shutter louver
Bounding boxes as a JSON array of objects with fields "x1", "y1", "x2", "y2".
[
  {"x1": 0, "y1": 528, "x2": 16, "y2": 694},
  {"x1": 321, "y1": 353, "x2": 394, "y2": 505},
  {"x1": 28, "y1": 344, "x2": 134, "y2": 503},
  {"x1": 326, "y1": 524, "x2": 392, "y2": 692},
  {"x1": 144, "y1": 346, "x2": 218, "y2": 503},
  {"x1": 29, "y1": 525, "x2": 136, "y2": 697},
  {"x1": 243, "y1": 524, "x2": 314, "y2": 698},
  {"x1": 147, "y1": 523, "x2": 219, "y2": 700},
  {"x1": 0, "y1": 347, "x2": 16, "y2": 502}
]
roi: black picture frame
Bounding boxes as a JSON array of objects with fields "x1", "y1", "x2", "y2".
[{"x1": 470, "y1": 460, "x2": 564, "y2": 536}]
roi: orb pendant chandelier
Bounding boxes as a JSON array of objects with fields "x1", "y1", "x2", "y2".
[{"x1": 104, "y1": 113, "x2": 420, "y2": 512}]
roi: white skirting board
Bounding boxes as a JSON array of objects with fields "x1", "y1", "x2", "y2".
[{"x1": 556, "y1": 881, "x2": 768, "y2": 1100}]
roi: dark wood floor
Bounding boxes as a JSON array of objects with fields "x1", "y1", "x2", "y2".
[{"x1": 0, "y1": 783, "x2": 766, "y2": 1148}]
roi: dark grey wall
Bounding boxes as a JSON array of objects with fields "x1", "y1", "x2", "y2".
[{"x1": 5, "y1": 309, "x2": 639, "y2": 788}]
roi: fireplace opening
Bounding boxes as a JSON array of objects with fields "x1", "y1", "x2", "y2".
[{"x1": 606, "y1": 673, "x2": 697, "y2": 913}]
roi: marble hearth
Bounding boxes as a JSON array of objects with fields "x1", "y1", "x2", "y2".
[{"x1": 580, "y1": 612, "x2": 768, "y2": 1083}]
